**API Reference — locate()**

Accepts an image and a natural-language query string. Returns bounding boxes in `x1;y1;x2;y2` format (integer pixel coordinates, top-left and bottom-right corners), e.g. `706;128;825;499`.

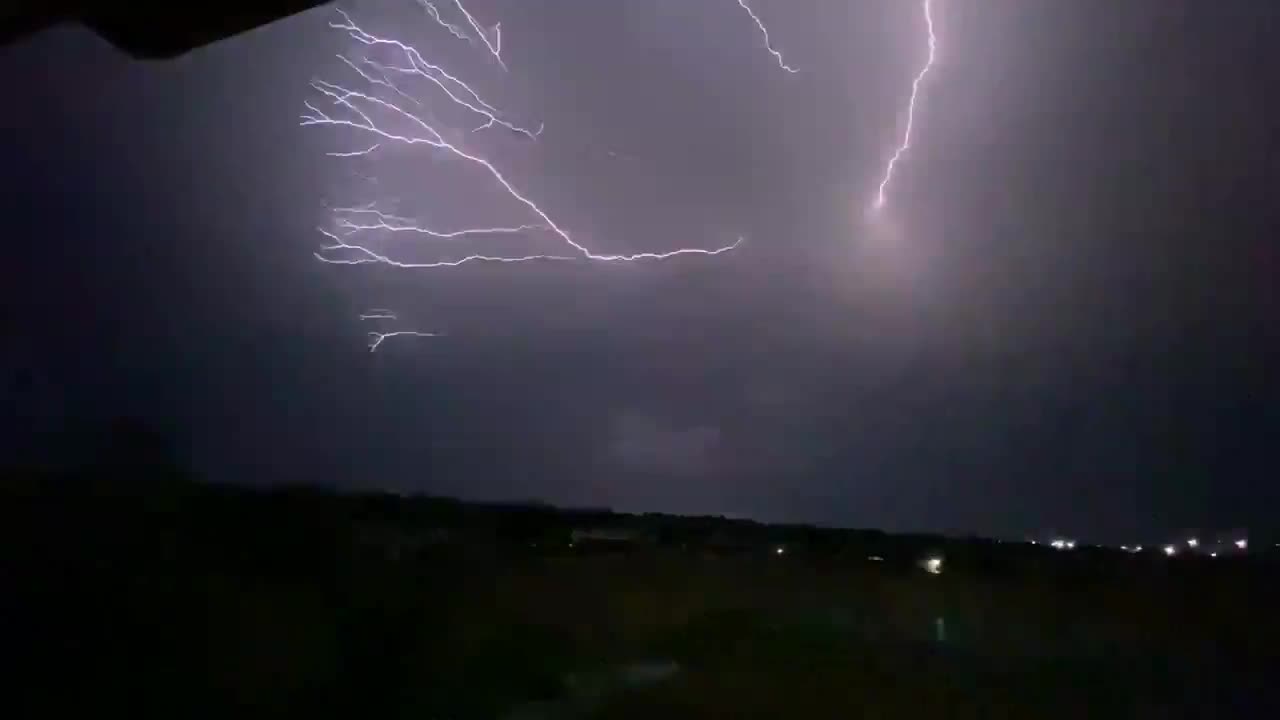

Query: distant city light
1210;552;1218;558
923;556;944;575
1120;545;1129;552
775;546;785;555
868;555;884;562
1050;539;1066;550
1163;544;1177;557
1134;545;1143;553
1065;540;1076;550
1187;538;1199;548
1235;539;1248;550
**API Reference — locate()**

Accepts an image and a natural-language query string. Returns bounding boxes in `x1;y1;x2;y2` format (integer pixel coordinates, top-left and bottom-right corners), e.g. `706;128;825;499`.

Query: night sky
3;0;1277;541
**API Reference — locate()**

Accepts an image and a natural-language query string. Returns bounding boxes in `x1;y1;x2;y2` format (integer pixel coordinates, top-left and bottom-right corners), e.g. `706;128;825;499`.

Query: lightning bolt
418;1;470;42
327;143;381;158
735;0;798;73
873;0;937;211
333;207;546;240
304;9;741;271
453;0;505;71
368;330;440;352
314;228;576;269
327;14;540;139
359;309;398;320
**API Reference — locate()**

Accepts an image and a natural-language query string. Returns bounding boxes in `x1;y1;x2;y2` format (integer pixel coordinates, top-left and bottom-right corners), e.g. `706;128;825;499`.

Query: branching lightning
333;207;546;240
418;1;470;42
315;228;575;269
873;0;937;211
304;9;741;273
453;0;505;71
368;330;439;352
735;0;798;73
327;16;539;139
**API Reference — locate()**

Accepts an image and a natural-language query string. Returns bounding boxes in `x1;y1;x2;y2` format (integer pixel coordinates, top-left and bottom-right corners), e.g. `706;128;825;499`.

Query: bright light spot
1134;545;1143;553
868;555;884;562
1187;538;1199;548
923;556;944;575
1163;545;1177;557
775;546;785;555
1120;545;1130;552
1210;552;1218;558
1065;540;1076;550
1235;539;1248;550
1050;539;1066;550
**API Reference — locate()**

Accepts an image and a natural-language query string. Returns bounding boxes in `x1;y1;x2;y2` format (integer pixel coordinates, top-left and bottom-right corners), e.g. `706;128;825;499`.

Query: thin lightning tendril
736;0;798;73
334;207;546;240
873;0;937;211
419;1;470;42
360;309;399;320
314;228;576;269
368;330;440;352
304;11;741;269
328;13;539;139
327;143;381;157
453;0;505;71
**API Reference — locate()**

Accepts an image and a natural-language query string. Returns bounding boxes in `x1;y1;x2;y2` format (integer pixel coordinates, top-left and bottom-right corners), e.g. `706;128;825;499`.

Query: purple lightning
735;0;798;73
304;9;741;271
873;0;937;211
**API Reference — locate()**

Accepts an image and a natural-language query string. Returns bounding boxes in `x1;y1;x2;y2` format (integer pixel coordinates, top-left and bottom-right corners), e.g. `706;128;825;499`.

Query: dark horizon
3;0;1277;543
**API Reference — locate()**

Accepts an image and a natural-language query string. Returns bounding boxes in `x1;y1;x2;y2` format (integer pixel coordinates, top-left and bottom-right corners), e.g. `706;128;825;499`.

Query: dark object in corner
2;0;329;59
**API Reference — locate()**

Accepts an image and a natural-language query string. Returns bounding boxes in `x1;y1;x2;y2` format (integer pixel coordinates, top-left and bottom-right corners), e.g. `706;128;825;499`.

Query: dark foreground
4;476;1278;718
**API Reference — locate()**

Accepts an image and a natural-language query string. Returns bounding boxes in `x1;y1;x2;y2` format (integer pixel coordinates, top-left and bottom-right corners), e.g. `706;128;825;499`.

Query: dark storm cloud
2;0;1277;540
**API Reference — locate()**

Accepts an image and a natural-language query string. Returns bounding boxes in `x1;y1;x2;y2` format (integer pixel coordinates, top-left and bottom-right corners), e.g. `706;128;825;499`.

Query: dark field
5;477;1278;718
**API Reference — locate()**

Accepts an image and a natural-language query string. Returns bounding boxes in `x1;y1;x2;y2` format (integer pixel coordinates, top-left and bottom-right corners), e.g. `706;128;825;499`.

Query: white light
1050;539;1066;550
1210;552;1218;558
868;555;884;562
1065;540;1076;550
1187;538;1199;548
1120;545;1130;552
1235;539;1248;550
923;557;944;575
873;0;938;210
1134;545;1143;553
775;546;785;555
1163;545;1177;557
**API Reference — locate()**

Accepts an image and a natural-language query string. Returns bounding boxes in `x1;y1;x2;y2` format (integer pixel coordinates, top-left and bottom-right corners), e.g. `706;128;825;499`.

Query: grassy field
4;479;1277;718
